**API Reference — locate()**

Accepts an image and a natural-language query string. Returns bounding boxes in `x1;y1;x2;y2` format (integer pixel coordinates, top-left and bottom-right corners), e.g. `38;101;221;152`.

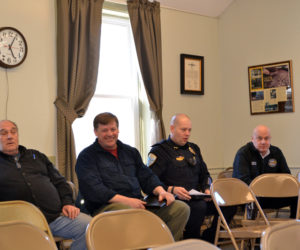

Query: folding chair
210;178;270;250
0;221;57;250
261;220;300;250
151;239;220;250
0;200;72;249
0;200;55;242
217;167;233;179
86;209;174;250
250;173;300;223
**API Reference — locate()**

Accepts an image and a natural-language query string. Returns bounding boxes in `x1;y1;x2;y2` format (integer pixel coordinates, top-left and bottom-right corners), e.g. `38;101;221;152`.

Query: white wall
219;0;300;174
2;0;300;176
0;0;57;157
161;8;224;174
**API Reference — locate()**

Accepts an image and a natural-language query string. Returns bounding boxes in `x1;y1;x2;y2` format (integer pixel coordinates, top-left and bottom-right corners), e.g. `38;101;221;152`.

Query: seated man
75;112;190;241
0;120;91;250
148;114;236;243
233;124;297;218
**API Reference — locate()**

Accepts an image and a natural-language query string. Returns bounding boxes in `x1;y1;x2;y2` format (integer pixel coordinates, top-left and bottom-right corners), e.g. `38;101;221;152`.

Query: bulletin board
248;60;294;115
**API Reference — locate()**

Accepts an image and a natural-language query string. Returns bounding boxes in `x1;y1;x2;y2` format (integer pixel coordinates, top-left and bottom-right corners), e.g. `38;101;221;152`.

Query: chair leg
240;239;244;250
250;238;255;250
214;216;221;245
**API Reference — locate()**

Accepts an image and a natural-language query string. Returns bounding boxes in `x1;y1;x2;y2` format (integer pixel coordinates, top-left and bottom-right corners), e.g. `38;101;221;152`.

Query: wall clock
0;27;28;68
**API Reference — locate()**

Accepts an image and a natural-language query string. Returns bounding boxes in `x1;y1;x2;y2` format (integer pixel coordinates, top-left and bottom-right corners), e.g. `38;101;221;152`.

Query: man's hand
173;187;191;201
109;195;146;209
204;188;212;201
120;197;147;209
153;186;175;206
62;205;80;219
158;191;174;206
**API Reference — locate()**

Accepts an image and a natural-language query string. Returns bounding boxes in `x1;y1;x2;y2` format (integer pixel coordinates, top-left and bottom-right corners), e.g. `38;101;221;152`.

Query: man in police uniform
233;124;297;218
148;113;236;242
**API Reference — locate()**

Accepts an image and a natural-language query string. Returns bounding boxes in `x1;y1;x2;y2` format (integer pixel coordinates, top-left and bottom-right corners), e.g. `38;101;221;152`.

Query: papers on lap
189;189;211;199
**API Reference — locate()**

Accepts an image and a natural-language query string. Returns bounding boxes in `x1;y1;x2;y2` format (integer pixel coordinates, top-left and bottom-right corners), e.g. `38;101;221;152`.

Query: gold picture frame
248;60;294;115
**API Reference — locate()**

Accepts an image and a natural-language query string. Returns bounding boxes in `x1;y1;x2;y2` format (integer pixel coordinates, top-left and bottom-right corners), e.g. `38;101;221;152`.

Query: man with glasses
233;125;297;218
0;120;91;250
148;113;236;242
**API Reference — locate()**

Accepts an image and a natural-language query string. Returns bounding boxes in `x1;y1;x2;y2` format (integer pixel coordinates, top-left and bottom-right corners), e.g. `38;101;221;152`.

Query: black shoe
201;228;216;243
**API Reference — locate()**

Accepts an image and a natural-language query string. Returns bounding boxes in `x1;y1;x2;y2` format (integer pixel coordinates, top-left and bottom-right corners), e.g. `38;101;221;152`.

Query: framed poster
180;54;204;95
248;60;294;115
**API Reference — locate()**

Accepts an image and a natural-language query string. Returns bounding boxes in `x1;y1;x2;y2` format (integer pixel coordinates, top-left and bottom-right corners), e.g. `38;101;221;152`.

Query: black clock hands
10;35;16;47
8;36;17;59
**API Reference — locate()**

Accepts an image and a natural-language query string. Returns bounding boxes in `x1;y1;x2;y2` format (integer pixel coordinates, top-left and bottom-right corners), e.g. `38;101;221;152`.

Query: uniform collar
167;136;189;150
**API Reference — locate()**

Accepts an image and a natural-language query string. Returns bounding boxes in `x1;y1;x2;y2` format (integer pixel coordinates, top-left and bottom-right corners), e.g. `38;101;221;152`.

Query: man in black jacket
0;120;91;250
233;125;297;218
148;114;236;242
75;112;190;241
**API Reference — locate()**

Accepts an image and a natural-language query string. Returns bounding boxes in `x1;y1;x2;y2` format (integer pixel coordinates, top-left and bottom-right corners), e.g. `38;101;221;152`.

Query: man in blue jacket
75;112;190;241
0;120;91;250
233;125;297;218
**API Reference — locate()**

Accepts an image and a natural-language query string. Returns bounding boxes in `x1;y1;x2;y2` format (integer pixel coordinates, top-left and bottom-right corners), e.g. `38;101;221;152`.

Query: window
73;6;151;161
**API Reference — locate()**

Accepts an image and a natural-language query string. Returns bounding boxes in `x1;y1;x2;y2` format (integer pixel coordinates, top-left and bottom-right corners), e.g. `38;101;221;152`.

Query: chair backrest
261;220;300;250
0;200;54;242
0;221;57;250
150;239;220;250
217;167;233;179
250;173;299;197
67;180;78;202
211;178;269;250
211;178;257;206
86;209;174;250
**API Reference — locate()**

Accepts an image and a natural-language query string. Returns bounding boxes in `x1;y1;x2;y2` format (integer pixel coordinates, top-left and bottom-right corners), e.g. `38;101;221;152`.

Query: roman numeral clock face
0;27;28;68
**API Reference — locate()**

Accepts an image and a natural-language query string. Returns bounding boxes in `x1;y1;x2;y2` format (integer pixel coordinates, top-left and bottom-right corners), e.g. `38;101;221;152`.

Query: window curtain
127;0;166;143
54;0;104;183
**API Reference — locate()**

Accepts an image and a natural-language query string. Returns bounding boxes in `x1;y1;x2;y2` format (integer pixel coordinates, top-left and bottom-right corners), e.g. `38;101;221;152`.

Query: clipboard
142;195;166;208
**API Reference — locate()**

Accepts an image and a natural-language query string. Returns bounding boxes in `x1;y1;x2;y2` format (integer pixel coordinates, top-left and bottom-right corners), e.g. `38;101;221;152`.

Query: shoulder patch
188;146;196;155
147;153;157;167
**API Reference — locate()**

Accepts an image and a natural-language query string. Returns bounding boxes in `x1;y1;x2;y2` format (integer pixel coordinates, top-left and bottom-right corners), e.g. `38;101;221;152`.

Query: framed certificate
180;54;204;95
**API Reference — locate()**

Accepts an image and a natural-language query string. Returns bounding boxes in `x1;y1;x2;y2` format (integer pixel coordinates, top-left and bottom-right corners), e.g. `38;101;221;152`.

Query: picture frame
180;54;204;95
248;60;294;115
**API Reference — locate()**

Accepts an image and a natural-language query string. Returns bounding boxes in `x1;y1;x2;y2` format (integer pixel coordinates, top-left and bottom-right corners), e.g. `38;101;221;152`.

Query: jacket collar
92;139;124;152
167;136;189;150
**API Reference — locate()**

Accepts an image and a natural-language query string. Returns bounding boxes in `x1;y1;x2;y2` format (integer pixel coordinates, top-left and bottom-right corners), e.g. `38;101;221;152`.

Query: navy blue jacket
75;139;162;215
0;146;73;223
148;138;211;192
233;142;290;185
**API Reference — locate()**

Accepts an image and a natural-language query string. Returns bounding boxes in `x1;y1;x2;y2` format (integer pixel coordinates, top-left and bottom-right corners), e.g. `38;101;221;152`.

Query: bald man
148;114;236;242
233;125;296;218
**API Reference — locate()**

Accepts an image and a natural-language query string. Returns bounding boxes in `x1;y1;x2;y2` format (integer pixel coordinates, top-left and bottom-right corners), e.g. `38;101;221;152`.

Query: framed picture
248;60;294;115
180;54;204;95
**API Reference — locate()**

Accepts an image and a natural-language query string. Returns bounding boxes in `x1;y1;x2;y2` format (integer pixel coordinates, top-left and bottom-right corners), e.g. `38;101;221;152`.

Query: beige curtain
55;0;104;183
127;0;166;142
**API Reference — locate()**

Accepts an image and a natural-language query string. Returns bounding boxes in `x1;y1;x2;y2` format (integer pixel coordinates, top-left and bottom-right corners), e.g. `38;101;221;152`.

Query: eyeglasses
0;128;18;136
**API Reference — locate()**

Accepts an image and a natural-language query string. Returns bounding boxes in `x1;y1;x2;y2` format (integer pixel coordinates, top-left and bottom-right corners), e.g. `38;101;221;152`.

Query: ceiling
158;0;235;17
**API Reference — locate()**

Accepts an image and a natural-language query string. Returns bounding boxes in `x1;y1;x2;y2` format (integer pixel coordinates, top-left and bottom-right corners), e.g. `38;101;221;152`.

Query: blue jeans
49;212;91;250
